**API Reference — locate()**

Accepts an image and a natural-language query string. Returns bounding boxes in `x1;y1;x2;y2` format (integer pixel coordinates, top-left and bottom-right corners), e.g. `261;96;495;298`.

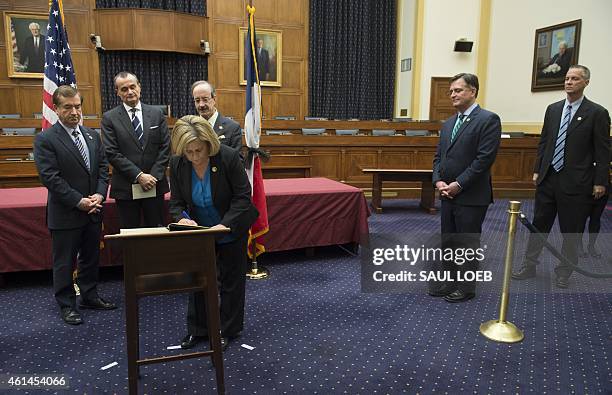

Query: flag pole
245;3;269;280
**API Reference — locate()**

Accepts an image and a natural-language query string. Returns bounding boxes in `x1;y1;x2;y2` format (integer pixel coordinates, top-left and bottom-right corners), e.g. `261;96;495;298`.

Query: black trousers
187;234;249;338
435;200;488;294
116;195;166;229
524;171;590;278
51;221;101;309
582;193;608;247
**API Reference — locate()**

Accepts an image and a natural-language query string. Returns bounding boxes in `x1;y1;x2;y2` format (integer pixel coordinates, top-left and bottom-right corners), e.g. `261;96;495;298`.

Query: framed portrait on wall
531;19;581;92
239;27;282;87
3;12;49;78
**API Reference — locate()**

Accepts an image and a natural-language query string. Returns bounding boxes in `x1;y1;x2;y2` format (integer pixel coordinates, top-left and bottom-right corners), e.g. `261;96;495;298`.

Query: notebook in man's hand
168;223;209;231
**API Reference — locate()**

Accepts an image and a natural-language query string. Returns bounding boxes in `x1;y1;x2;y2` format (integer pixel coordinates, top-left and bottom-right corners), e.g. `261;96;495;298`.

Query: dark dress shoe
555;277;569;289
181;334;207;349
512;266;536;280
61;307;83;325
444;290;475;303
79;297;117;310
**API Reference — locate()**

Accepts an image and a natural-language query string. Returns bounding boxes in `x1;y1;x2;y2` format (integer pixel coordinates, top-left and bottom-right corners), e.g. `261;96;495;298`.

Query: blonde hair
172;115;220;157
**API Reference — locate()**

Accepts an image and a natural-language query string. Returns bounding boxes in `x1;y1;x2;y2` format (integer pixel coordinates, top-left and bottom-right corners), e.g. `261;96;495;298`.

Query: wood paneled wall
207;0;309;120
0;0;102;117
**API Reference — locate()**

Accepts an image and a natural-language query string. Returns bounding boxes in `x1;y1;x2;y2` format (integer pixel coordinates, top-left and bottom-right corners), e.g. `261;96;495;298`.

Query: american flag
42;0;77;129
244;5;269;259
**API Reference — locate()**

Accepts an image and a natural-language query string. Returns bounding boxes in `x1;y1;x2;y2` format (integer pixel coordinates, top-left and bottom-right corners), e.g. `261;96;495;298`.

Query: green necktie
451;114;465;142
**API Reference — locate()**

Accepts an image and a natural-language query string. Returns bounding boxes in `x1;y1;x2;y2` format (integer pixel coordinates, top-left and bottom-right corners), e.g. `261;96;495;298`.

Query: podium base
480;320;524;343
246;266;269;280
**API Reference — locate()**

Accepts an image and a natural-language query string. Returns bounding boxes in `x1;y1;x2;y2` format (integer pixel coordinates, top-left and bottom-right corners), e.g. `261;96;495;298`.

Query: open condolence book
167;223;210;231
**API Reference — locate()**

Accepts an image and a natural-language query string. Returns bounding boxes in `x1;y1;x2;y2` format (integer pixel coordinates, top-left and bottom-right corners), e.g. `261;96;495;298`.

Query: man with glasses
191;80;242;151
512;65;610;288
431;73;502;303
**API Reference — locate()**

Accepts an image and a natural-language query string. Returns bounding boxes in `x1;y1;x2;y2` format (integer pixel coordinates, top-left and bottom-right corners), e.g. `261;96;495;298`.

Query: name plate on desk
132;184;156;200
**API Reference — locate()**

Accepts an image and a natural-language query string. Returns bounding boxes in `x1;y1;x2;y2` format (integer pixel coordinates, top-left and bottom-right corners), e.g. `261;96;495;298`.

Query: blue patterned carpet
0;199;610;394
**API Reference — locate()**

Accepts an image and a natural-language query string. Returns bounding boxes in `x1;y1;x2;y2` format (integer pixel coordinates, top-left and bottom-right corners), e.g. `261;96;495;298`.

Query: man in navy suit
513;65;610;288
431;73;502;302
191;80;242;152
102;71;171;229
34;86;116;325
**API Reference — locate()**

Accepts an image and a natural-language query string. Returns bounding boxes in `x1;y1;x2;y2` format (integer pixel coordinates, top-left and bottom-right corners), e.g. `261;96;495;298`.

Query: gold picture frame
4;12;49;78
531;19;581;92
239;27;282;87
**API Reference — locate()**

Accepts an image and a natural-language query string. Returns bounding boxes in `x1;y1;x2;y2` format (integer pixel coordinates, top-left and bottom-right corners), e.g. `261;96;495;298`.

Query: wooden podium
105;227;228;395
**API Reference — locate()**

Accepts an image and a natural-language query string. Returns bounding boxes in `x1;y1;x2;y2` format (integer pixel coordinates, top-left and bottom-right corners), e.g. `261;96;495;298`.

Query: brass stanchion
480;201;524;343
246;238;269;280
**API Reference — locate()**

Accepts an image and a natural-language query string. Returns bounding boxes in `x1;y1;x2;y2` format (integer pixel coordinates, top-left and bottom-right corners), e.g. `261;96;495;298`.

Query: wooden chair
105;228;227;395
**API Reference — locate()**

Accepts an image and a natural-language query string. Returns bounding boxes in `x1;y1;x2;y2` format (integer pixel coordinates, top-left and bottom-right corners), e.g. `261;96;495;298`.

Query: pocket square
150;125;159;129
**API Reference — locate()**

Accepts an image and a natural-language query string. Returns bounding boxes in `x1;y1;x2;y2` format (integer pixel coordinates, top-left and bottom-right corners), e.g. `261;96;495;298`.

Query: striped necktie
130;108;144;147
71;129;90;170
552;105;572;172
451;114;465;142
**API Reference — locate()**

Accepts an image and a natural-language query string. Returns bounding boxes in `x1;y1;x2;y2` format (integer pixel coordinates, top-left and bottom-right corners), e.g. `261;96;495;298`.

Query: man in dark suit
102;71;171;229
34;85;116;325
431;73;502;303
191;80;242;151
513;65;610;288
20;22;45;73
539;41;572;79
256;38;270;81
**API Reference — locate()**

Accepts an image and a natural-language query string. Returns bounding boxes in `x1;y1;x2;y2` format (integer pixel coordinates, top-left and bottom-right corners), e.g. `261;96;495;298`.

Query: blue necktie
552;105;572;172
130;108;144;147
71;129;90;170
451;114;465;142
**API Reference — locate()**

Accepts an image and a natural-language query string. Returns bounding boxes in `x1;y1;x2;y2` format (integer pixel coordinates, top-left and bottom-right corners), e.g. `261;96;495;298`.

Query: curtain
99;51;207;118
309;0;396;120
95;0;206;16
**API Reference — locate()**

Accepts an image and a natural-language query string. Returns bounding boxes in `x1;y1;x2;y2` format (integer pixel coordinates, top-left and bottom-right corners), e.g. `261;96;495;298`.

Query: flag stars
52;10;59;16
66;65;71;72
47;36;54;43
59;64;64;70
59;76;64;82
50;48;57;55
70;82;77;88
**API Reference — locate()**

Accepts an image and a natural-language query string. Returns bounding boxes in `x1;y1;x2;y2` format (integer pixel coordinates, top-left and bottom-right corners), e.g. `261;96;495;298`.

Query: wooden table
362;168;436;214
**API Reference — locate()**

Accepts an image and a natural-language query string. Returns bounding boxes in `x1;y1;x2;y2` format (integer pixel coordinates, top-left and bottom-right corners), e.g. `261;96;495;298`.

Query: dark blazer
256;47;270;80
213;113;242;152
433;105;502;206
534;97;610;196
102;103;170;199
34;123;109;230
20;35;46;73
168;145;258;238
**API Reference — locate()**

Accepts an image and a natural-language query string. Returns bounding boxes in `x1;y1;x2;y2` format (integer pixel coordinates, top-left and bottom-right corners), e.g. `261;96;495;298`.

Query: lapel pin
219;125;224;130
87;135;93;139
212;166;217;173
577;117;582;121
466;118;471;122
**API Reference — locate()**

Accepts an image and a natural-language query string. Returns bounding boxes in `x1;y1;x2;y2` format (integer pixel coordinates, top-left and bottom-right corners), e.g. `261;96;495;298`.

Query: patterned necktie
552;105;572;172
451;114;465;142
71;129;90;170
130;108;144;147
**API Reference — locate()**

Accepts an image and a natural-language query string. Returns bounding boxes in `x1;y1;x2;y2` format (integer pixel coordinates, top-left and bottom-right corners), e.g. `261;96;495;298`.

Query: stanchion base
246;266;269;280
480;320;524;343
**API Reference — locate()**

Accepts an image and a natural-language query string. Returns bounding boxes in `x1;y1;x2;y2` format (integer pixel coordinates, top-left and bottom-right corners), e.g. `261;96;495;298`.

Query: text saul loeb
369;245;493;283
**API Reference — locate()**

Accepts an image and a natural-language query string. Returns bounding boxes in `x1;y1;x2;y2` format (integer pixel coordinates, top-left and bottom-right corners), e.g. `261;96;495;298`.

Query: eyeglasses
194;96;214;104
446;88;474;96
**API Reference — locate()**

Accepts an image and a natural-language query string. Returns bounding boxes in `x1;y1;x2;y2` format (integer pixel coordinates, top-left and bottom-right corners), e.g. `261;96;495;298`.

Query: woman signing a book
168;115;258;351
